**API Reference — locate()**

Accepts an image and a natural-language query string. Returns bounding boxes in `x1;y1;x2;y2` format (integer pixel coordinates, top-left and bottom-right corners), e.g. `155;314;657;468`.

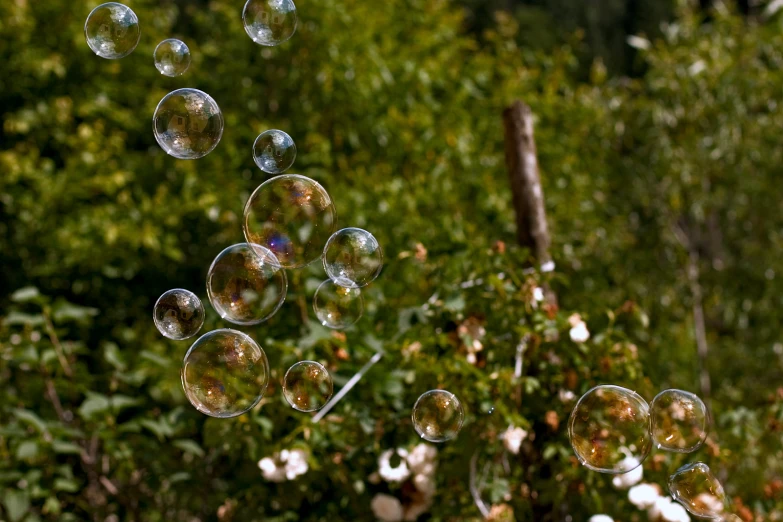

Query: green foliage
1;0;782;520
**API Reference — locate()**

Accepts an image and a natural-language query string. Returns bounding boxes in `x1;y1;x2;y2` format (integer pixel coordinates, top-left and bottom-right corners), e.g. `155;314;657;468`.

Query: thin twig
312;350;384;423
42;309;73;377
469;451;491;518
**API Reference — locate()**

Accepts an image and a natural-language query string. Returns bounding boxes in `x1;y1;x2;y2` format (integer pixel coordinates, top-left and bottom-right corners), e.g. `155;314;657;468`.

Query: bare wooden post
503;101;553;271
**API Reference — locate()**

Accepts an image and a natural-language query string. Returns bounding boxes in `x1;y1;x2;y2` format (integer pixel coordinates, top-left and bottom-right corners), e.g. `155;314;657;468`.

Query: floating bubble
154;38;191;77
206;243;287;325
567;385;652;474
153;88;224;160
313;280;363;329
242;0;297;46
323;228;383;288
181;329;270;418
253;129;296;174
412;390;465;443
650;389;708;453
282;361;333;412
668;462;727;518
243;174;337;269
84;2;140;59
153;288;205;340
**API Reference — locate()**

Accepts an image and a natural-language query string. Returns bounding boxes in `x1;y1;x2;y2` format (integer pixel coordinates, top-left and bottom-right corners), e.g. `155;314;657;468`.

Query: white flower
284;448;309;480
413;473;436;497
258;457;285;482
378;448;411;483
406;444;437;475
558;389;576;403
628;483;660;509
502;426;528;455
612;457;642;489
258;449;309;482
371;494;404;522
569;322;590;343
649;496;690;522
533;287;545;302
588;516;614;522
693;493;724;515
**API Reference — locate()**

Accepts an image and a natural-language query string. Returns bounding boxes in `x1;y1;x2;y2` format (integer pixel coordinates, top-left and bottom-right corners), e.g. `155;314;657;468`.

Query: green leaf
172;439;205;458
15;441;38;460
110;395;141;413
140;419;174;440
103;342;126;371
2;489;30;522
77;393;110;420
10;287;42;303
51;299;98;324
3;312;45;327
53;478;80;493
13;409;47;434
52;441;83;455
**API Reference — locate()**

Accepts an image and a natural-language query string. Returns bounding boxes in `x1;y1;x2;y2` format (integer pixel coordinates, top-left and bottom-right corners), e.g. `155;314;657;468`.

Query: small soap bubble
154;38;191;77
206;243;287;325
412;390;465;443
253;129;296;174
153;88;224;160
181;329;270;418
84;2;140;59
282;361;333;412
153;288;205;340
243;174;337;269
243;0;297;46
567;385;652;474
313;280;363;329
323;228;383;288
650;389;708;453
668;462;727;518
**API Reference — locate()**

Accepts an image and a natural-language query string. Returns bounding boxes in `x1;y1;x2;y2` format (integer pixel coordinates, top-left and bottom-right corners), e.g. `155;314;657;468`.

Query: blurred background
1;0;782;520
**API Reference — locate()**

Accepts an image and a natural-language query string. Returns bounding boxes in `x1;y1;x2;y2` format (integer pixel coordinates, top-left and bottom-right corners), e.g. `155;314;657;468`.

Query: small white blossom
648;496;691;522
628;483;660;509
258;448;309;482
533;287;545;302
413;473;436;497
612;457;642;489
502;426;528;455
569;322;590;343
258;457;285;482
406;444;437;474
558;389;576;403
371;493;404;522
284;448;309;480
588;515;614;522
378;448;411;483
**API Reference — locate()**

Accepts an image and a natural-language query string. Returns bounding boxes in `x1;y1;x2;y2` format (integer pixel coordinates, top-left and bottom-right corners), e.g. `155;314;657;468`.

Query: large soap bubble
153;288;205;340
243;174;337;269
650;389;709;453
412;390;465;443
154;38;191;77
323;228;383;288
283;361;333;412
253;129;297;174
84;2;140;59
181;329;270;418
668;462;727;518
568;385;652;474
153;88;224;160
313;280;363;329
243;0;297;46
206;243;287;325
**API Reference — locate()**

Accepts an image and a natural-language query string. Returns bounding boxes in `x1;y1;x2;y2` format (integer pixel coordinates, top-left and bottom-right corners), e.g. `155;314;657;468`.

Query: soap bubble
84;2;140;59
253;129;296;174
567;385;652;474
668;462;727;518
650;389;709;453
323;228;383;288
412;390;465;443
153;288;205;340
243;0;297;46
282;361;333;412
181;329;270;418
154;38;191;77
313;280;363;329
243;174;337;269
206;243;287;325
153;88;224;160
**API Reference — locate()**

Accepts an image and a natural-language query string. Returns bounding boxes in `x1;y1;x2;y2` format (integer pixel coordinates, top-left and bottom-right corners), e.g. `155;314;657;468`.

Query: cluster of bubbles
568;385;735;519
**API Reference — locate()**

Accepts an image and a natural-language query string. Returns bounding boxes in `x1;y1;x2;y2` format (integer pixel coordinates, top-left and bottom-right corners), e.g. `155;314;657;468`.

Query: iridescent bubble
651;389;709;453
243;174;337;269
668;462;727;518
253;129;296;174
152;88;224;160
412;390;465;443
154;38;191;77
313;280;363;329
323;228;383;288
206;243;287;325
567;385;652;474
153;288;205;340
242;0;297;46
282;361;333;412
181;329;270;418
84;2;140;59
